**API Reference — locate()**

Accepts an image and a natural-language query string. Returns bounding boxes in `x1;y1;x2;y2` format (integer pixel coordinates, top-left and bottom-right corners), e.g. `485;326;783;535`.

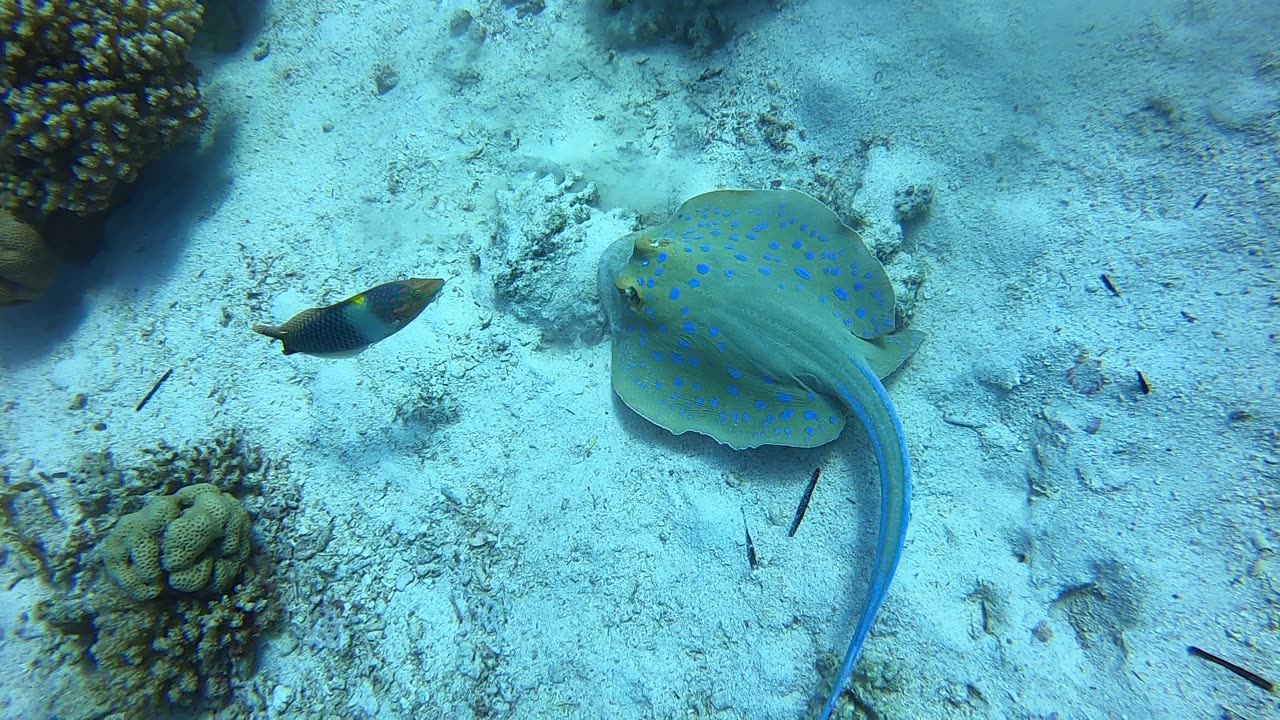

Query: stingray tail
820;356;912;720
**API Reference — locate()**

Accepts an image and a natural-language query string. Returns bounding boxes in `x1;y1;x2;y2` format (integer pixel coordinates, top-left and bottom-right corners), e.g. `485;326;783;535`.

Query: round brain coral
0;210;55;304
0;0;206;214
102;484;252;601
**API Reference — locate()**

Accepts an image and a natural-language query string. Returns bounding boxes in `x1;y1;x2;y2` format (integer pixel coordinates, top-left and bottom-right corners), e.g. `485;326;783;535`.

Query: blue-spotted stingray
597;189;922;719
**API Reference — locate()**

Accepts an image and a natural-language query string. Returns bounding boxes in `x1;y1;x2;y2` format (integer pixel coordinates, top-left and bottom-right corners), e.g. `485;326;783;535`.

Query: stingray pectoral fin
861;328;926;380
609;326;848;450
820;354;911;720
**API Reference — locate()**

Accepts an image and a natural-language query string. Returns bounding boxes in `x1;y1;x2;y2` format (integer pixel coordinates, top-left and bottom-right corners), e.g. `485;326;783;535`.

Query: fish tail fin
252;324;284;340
252;325;296;355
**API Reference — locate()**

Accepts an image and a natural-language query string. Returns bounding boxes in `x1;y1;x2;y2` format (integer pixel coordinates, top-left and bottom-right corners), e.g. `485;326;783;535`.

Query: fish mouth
393;278;446;318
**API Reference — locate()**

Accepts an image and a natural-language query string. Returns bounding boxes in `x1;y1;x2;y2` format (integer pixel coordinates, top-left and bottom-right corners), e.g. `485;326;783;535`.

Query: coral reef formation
102;483;252;601
0;0;206;215
489;170;637;344
0;208;53;303
0;432;283;718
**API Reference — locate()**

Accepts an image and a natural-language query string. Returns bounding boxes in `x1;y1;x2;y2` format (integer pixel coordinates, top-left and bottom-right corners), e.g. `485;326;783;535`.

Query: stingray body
598;189;922;719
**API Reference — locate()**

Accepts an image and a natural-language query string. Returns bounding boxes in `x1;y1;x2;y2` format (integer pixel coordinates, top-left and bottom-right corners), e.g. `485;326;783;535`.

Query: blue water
1;1;1277;718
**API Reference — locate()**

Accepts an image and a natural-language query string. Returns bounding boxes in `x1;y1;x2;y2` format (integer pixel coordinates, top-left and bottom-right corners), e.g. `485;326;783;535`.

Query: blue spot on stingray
729;234;740;241
672;354;685;364
728;367;744;379
654;268;664;276
854;282;864;291
646;279;655;288
652;352;663;361
759;267;772;276
762;375;775;385
731;221;741;227
689;357;701;367
804;410;818;421
769;242;779;249
795;268;812;280
670;288;680;300
683;321;696;333
639;338;648;347
805;427;816;436
800;224;808;231
754;401;767;410
724;270;736;278
674;378;684;387
696;263;710;275
683;247;694;254
710;398;719;407
727;386;740;396
711;230;721;236
780;409;794;421
856;308;868;318
646;307;655;318
872;290;882;299
829;416;839;424
677;339;690;349
777;393;794;403
657;253;668;263
689;279;701;288
747;233;758;240
709;326;720;336
805;252;815;260
641;259;650;267
681;307;690;316
735;253;748;262
834;287;848;301
695;398;704;406
793;241;804;248
844;319;853;327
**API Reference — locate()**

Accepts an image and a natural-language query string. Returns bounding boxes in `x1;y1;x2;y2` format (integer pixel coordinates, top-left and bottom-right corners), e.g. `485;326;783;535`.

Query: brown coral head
0;210;55;304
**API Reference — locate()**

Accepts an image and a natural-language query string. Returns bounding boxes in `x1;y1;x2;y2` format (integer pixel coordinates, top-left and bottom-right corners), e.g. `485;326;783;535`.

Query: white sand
2;0;1278;718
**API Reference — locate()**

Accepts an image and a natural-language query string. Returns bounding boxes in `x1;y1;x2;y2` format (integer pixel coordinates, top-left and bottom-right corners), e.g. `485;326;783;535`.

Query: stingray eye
620;286;644;314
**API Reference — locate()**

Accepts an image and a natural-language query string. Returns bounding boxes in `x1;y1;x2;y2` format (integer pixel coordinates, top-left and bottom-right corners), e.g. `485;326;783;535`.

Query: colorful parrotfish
253;278;445;358
597;189;922;720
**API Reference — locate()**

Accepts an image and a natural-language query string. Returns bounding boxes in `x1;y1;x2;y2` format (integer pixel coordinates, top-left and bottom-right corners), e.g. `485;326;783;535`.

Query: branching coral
0;0;206;215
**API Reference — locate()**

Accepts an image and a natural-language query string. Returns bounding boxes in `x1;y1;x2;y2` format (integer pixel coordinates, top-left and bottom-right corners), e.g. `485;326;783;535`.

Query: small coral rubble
0;0;206;215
